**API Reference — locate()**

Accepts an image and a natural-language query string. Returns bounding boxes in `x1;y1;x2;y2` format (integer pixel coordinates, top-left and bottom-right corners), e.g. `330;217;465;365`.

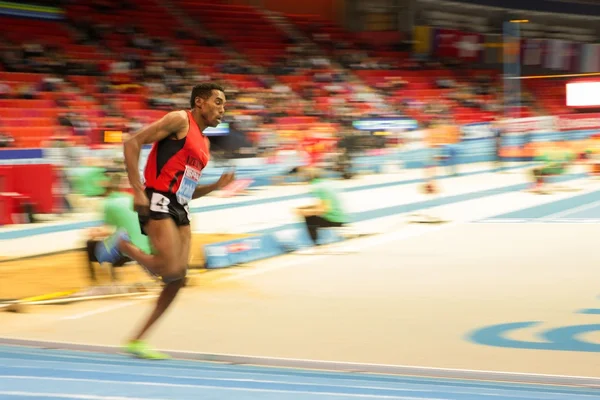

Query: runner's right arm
123;111;187;194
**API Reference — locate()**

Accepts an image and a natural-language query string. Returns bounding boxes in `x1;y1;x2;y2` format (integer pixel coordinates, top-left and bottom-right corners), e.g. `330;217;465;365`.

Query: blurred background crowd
2;0;600;221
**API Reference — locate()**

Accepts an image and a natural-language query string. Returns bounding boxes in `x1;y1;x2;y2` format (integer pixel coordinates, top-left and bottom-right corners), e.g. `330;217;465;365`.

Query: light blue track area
478;189;600;223
0;346;599;400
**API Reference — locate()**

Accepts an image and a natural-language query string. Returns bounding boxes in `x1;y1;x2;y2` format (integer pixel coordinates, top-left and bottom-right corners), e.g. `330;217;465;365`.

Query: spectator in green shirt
295;168;349;246
530;146;575;193
86;174;152;283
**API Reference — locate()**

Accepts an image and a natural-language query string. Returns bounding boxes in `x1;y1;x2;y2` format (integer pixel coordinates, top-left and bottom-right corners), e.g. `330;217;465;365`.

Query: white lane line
1;363;596;399
0;376;447;399
0;392;161;400
537;200;600;222
60;295;155;321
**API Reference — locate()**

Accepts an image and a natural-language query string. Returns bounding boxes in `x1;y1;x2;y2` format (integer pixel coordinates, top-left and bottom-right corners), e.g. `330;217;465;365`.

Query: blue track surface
479;188;600;223
0;345;598;399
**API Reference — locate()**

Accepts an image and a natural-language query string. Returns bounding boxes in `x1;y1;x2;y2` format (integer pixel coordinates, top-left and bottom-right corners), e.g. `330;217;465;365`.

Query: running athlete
96;82;234;359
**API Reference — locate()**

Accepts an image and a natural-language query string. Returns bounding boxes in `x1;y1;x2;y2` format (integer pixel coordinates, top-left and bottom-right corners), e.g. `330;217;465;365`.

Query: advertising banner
352;118;418;132
0;148;44;165
203;234;285;269
461;122;496;141
556;113;600;132
459;122;497;163
501;116;555;135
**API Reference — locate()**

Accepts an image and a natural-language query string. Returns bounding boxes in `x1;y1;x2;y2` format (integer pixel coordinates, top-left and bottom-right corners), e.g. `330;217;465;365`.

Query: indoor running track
0;345;599;400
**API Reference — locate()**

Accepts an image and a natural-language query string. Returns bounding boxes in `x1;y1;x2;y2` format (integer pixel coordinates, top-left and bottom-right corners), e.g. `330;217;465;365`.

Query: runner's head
190;83;226;128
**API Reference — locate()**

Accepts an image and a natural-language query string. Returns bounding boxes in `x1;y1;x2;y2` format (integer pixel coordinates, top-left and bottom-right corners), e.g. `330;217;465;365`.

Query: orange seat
2;118;55;128
0;72;46;83
12;125;57;134
0;108;62;119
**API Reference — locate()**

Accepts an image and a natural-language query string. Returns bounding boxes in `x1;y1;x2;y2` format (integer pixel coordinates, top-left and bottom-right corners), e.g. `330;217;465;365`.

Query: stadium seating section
0;0;557;148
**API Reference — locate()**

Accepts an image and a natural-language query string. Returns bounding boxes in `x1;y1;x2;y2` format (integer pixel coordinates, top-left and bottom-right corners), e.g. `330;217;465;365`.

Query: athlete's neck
190;109;207;132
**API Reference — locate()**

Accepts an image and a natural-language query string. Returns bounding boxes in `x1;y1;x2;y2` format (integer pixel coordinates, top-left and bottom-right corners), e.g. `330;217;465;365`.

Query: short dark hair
190;83;225;108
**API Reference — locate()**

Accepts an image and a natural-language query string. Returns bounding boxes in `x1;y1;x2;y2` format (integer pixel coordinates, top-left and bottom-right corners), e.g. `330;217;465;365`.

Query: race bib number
176;165;202;205
150;192;170;213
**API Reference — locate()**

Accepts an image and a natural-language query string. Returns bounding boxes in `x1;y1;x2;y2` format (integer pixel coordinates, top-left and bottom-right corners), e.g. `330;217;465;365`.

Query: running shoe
124;340;171;360
95;228;129;264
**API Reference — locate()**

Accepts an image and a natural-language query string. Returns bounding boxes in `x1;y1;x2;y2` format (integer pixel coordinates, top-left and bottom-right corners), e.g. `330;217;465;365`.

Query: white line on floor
60;296;155;321
0;376;447;399
0;392;158;400
0;341;599;387
537;199;600;222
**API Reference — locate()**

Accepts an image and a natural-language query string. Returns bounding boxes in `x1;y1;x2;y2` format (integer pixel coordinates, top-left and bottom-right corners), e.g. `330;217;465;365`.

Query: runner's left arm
192;170;235;199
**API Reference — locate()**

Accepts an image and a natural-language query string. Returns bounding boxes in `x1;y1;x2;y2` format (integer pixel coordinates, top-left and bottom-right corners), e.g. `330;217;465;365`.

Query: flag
413;25;432;55
433;28;460;58
456;32;483;61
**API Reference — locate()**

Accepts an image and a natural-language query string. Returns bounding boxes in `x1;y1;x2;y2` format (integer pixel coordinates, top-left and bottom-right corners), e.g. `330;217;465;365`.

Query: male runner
96;82;234;359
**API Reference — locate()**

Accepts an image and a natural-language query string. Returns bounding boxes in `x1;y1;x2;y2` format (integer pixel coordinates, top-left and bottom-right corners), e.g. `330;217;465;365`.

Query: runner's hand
133;190;150;216
215;170;235;189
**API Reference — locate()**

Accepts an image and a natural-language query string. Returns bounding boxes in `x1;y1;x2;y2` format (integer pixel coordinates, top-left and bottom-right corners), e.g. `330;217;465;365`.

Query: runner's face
201;90;226;128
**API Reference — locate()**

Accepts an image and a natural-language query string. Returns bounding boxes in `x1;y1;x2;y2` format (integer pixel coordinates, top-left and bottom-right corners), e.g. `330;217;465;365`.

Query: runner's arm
192;183;218;199
123;111;187;193
192;170;235;199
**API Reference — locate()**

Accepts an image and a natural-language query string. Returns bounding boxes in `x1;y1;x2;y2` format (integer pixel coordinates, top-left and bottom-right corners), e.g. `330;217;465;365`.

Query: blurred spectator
16;84;38;100
0;82;10;98
0;132;15;148
0;0;538;164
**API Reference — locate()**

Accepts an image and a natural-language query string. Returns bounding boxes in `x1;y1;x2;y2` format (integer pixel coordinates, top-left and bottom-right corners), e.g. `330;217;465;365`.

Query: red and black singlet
143;111;210;204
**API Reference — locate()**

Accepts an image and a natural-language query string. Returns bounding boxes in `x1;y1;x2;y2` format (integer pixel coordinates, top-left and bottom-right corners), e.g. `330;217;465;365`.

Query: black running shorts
138;188;191;235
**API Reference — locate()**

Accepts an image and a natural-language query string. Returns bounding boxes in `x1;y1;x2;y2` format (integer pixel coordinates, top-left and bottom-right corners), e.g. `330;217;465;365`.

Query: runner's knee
162;266;187;284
